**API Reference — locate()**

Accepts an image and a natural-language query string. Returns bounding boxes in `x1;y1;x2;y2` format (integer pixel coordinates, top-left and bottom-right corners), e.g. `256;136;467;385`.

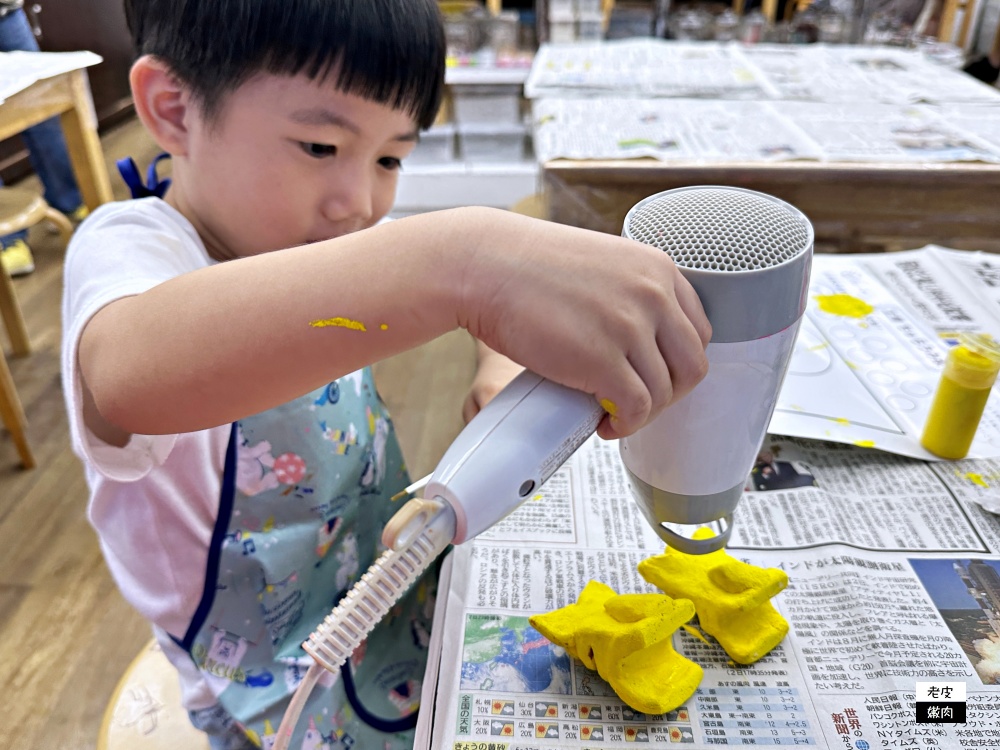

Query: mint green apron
177;369;435;749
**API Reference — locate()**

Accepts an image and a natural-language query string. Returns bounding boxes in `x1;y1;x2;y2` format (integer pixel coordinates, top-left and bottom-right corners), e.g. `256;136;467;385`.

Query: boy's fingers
594;365;654;439
674;275;712;347
625;343;674;419
657;313;711;404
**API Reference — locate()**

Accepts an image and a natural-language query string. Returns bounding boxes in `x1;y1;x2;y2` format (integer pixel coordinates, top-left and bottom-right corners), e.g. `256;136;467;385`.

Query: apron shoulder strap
116;152;173;200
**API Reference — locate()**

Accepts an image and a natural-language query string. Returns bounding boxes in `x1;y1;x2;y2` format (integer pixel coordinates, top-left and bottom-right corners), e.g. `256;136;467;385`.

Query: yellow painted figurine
529;581;703;715
638;529;789;665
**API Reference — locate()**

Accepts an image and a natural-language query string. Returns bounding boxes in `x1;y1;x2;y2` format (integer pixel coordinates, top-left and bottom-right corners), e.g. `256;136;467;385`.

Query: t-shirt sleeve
61;201;212;481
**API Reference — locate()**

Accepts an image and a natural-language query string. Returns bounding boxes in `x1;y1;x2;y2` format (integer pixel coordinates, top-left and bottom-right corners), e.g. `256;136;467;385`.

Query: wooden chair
0;186;73;357
0;186;71;470
934;0;983;48
0;349;33;469
98;640;210;750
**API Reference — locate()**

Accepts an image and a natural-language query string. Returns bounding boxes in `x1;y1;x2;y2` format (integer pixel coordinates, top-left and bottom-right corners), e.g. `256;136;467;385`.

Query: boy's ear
129;55;193;156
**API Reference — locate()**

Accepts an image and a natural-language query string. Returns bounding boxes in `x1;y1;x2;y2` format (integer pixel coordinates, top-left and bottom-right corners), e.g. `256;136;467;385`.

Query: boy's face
176;72;420;259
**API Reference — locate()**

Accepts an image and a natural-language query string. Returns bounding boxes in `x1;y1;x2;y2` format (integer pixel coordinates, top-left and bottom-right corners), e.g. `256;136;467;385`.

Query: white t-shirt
61;198;230;709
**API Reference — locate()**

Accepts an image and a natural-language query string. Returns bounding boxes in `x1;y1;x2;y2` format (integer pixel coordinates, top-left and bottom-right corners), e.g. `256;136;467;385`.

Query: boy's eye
301;142;337;158
378;156;403;171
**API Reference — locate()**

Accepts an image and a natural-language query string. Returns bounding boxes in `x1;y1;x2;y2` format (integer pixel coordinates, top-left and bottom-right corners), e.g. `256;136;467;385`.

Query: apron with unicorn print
178;368;435;750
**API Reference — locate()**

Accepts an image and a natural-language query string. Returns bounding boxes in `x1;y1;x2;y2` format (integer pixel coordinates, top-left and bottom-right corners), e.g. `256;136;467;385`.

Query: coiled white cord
271;498;456;750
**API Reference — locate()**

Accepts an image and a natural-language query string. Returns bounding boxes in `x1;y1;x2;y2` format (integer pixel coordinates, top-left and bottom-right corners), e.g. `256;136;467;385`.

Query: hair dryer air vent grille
624;187;811;272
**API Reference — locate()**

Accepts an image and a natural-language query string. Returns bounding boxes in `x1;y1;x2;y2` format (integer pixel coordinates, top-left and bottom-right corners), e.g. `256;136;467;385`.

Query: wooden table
0;68;113;210
543;158;1000;253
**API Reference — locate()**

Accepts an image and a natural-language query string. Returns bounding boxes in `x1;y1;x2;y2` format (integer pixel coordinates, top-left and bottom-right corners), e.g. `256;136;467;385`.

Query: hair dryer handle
426;370;603;544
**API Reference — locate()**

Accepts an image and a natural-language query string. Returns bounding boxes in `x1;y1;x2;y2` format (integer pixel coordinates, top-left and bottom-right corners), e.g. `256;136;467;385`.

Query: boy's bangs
266;2;446;130
128;0;446;130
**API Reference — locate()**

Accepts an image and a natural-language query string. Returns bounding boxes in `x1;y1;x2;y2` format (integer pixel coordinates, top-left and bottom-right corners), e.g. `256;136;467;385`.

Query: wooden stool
0;186;73;357
0;349;33;469
98;639;210;750
0;186;73;470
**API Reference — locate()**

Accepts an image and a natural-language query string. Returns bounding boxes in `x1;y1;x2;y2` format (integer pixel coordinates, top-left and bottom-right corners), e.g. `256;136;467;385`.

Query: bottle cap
948;332;1000;388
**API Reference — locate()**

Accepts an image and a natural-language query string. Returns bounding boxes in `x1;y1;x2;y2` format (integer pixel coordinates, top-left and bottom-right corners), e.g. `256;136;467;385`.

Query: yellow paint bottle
921;333;1000;460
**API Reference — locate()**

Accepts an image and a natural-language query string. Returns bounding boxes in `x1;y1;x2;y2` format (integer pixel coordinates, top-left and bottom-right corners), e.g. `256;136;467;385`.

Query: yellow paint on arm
380;323;389;330
815;294;874;318
308;316;367;332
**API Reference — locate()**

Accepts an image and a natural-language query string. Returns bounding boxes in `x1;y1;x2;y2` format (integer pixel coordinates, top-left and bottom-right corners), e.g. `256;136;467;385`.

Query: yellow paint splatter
815;294;874;318
682;624;709;644
965;473;989;488
380;323;389;330
599;398;618;418
309;316;367;331
532;493;544;502
833;417;851;426
853;440;876;448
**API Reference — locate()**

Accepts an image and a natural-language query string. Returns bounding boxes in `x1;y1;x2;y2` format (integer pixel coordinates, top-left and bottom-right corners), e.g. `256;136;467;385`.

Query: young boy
63;1;710;748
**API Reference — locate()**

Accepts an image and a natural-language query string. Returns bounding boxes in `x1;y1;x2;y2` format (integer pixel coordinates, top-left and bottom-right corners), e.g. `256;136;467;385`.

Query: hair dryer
424;186;813;553
618;186;813;553
278;187;813;749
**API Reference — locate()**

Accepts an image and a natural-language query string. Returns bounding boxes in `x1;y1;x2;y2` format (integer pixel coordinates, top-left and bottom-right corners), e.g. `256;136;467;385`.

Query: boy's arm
80;206;711;441
462;340;524;423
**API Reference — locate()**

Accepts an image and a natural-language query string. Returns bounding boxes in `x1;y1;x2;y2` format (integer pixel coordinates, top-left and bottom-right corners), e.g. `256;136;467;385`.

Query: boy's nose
323;168;373;225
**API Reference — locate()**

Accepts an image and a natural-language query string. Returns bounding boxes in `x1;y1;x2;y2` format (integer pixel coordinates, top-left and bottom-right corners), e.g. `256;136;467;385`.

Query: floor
0;116;477;750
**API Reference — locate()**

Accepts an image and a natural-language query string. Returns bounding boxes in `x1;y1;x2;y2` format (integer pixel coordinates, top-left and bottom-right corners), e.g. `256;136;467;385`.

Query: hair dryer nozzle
621;187;814;553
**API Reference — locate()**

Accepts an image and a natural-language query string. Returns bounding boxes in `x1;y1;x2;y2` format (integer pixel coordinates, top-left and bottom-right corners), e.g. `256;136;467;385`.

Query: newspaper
417;435;1000;749
525;39;775;100
0;50;102;104
532;99;824;163
772;247;1000;461
531;98;1000;164
416;247;1000;749
738;45;1000;106
525;41;1000;106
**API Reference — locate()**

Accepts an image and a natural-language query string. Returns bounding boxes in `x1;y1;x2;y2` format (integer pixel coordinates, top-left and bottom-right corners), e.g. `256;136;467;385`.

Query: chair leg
44;207;74;246
0;258;31;357
0;351;35;469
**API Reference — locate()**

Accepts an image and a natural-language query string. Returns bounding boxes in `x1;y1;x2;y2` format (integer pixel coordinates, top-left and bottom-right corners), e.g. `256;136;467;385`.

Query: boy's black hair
124;0;446;130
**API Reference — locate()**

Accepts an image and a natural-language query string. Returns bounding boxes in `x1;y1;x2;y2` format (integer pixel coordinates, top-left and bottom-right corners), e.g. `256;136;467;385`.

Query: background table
544;158;1000;252
0;67;113;211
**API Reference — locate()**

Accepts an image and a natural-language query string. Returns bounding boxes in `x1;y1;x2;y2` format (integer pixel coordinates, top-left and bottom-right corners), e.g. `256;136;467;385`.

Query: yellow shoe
1;239;36;277
69;205;90;222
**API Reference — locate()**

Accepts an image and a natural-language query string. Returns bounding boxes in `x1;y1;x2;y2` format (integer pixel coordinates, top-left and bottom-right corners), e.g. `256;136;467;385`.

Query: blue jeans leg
0;9;84;220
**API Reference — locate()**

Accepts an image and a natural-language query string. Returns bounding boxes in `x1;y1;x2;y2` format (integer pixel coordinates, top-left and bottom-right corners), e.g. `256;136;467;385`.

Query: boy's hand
458;209;712;441
463;342;524;423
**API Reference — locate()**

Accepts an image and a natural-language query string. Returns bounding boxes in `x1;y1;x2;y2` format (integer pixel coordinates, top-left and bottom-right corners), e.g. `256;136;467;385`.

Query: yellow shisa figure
529;581;703;715
638;528;789;665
